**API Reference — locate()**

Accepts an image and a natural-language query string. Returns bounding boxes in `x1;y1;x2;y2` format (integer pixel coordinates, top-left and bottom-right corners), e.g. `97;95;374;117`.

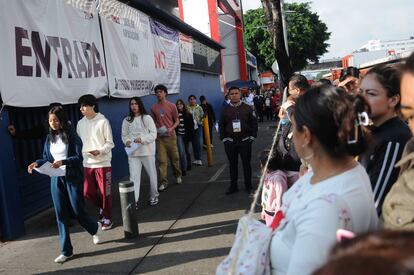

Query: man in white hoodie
77;94;115;230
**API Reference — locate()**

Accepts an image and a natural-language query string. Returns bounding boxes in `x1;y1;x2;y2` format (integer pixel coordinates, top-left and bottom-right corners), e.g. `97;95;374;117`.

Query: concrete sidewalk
0;121;276;274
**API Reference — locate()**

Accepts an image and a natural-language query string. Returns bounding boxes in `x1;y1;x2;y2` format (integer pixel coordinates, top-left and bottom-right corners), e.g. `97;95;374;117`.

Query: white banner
101;2;156;98
151;20;181;94
0;0;108;107
180;34;194;65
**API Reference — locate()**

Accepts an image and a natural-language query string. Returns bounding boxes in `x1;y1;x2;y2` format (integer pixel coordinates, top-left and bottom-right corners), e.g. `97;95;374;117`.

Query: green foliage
244;2;331;72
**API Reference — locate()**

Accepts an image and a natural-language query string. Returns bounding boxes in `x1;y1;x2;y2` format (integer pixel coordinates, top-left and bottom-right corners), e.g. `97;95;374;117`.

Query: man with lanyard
219;86;258;195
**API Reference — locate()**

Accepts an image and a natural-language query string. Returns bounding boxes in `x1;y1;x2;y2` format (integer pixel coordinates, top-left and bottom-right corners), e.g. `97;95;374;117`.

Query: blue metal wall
99;70;223;183
0;70;223;240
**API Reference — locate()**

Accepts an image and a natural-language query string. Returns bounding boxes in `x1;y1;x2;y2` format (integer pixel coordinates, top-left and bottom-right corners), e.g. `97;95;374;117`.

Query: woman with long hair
175;99;195;175
269;85;378;275
359;65;412;215
28;106;101;263
121;97;158;209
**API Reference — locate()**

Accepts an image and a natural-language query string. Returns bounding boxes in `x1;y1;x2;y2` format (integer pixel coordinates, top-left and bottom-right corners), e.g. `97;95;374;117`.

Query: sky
242;0;414;60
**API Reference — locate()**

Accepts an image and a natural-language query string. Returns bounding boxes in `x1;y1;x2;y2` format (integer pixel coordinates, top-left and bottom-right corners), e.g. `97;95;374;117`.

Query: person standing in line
269;85;378;275
199;95;216;148
150;84;182;191
187;94;204;166
77;94;114;230
382;52;414;228
121;97;159;209
175;99;195;176
359;65;412;215
28;106;102;263
219;86;258;195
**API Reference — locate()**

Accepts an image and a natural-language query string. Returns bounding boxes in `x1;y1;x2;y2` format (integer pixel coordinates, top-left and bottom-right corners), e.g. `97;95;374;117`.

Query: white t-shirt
270;164;378;275
50;134;67;175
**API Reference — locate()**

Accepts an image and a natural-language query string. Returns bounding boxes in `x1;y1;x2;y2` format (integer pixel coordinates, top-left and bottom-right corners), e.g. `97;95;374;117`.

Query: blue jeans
51;177;98;256
191;127;202;161
177;134;191;171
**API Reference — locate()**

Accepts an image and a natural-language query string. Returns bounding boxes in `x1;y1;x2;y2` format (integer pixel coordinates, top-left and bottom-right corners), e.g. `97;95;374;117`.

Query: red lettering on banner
154;51;166;69
14;26;105;79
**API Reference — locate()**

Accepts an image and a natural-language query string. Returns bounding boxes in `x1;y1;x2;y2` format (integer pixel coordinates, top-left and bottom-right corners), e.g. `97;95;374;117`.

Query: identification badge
232;119;241;133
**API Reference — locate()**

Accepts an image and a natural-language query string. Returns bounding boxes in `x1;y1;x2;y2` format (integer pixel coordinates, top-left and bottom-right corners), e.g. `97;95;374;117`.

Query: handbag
216;120;285;275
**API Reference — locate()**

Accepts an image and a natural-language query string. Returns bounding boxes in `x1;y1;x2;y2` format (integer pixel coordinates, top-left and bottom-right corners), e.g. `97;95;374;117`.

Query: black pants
224;140;252;191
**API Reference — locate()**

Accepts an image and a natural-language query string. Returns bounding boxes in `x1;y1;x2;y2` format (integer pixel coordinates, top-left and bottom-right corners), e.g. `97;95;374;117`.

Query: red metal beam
208;0;220;42
235;17;247;80
177;0;184;20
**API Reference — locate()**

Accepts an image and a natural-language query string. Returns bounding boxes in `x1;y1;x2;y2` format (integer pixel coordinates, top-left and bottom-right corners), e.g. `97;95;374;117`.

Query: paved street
0;121;275;274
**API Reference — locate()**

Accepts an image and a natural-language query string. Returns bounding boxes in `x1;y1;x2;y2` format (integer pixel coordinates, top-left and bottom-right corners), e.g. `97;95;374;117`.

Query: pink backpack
261;170;288;226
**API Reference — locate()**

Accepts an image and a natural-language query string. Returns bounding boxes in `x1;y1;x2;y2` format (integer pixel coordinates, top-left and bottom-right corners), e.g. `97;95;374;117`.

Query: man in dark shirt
219;86;258;195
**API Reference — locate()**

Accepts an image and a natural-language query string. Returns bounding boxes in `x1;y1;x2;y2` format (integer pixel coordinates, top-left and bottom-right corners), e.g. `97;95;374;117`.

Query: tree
244;2;330;86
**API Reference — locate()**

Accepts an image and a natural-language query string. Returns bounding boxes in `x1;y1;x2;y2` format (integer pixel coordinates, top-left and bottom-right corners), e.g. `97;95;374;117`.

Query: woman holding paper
121;97;158;208
27;106;101;263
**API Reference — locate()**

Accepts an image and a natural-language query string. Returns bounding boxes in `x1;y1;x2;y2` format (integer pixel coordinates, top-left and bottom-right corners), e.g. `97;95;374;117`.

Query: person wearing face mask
358;65;412;215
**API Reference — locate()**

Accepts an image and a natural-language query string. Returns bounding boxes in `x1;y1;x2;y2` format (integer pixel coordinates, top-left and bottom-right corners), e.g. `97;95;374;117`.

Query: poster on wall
151;19;181;94
0;0;108;107
101;2;156;98
180;34;194;65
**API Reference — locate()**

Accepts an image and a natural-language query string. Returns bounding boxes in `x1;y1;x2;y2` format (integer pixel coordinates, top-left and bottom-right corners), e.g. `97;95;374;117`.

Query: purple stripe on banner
150;19;179;42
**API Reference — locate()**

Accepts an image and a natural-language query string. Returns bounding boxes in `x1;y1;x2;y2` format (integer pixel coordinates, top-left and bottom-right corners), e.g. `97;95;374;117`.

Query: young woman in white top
269;85;378;275
28;106;101;263
121;97;158;208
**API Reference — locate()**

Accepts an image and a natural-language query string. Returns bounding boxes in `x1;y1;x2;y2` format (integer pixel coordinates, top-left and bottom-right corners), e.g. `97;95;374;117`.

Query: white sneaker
93;222;102;245
176;177;182;184
149;197;159;206
196;160;203;166
158;184;167;191
54;254;73;263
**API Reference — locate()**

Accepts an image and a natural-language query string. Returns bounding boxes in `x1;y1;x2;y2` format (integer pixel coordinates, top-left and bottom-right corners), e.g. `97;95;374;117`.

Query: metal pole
118;181;139;239
280;0;289;56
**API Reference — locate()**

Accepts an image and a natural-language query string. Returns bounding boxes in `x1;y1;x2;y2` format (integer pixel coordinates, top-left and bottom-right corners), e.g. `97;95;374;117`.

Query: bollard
118;181;139;239
203;115;213;167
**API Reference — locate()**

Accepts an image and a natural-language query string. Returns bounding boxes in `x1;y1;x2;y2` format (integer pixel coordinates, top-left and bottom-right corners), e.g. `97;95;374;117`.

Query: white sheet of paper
125;142;141;156
34;161;65;177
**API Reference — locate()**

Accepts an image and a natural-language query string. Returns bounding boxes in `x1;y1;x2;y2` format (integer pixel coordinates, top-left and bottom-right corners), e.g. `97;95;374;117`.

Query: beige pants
156;136;182;185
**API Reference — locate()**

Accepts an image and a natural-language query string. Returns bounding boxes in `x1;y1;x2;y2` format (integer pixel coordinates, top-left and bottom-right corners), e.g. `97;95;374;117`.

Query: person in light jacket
122;97;159;208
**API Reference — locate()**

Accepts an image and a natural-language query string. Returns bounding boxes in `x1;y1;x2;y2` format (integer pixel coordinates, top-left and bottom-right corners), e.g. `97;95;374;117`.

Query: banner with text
151;20;181;94
180;34;194;65
0;0;108;107
101;3;156;98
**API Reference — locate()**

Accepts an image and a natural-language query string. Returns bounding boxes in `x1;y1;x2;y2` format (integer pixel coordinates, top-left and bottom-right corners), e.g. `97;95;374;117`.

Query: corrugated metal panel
7;104;81;219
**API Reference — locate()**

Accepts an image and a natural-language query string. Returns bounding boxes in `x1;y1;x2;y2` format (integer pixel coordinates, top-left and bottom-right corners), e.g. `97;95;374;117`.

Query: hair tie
356;111;369;126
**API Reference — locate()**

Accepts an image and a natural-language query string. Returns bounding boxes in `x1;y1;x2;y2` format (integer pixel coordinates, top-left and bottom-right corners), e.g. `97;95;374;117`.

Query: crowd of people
256;52;414;274
23;84;218;263
13;49;414;272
